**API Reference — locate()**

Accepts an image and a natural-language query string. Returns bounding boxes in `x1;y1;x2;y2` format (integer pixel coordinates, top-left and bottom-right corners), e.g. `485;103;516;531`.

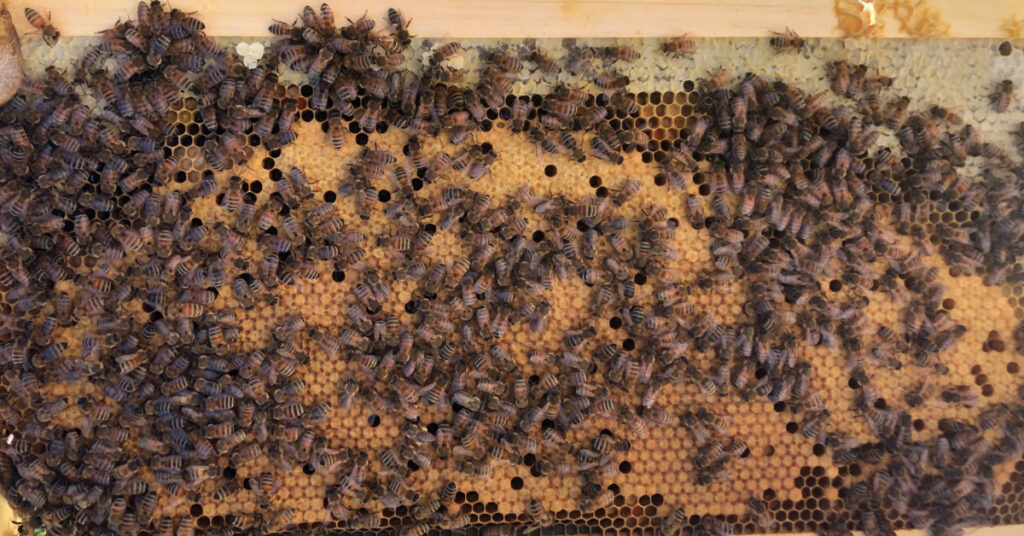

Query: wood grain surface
2;0;1023;38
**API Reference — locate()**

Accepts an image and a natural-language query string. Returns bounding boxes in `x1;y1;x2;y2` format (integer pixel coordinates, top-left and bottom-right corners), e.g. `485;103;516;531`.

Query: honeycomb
3;9;1024;536
160;96;1024;534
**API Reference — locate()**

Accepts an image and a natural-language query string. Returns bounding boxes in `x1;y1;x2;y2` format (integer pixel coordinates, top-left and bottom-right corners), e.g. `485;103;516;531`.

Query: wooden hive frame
2;2;1024;536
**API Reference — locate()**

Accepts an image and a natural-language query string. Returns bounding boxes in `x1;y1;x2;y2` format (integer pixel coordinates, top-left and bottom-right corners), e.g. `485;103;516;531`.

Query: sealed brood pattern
9;33;1024;535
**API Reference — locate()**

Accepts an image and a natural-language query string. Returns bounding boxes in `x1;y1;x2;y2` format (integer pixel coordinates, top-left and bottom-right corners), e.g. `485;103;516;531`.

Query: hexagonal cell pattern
4;30;1024;536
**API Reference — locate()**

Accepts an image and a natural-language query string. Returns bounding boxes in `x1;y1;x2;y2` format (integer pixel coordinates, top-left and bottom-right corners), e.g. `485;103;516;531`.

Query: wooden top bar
2;0;1022;38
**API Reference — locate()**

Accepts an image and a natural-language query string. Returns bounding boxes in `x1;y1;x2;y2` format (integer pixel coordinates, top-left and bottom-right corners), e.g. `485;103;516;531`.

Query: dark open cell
999;41;1013;56
596;186;609;198
622;338;635;351
532;230;545;243
222;466;236;479
544;164;557;177
323;190;336;203
378;189;391;203
786;422;799;434
589;175;602;187
332;270;346;283
618;461;632;474
302;463;315;475
367;414;381;427
355;133;369;145
510;477;523;490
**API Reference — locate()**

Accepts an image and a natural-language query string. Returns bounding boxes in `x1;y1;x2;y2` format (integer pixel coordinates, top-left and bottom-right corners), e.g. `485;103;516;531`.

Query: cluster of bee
271;7;650;170
0;3;1022;536
680;408;748;486
646;50;1024;536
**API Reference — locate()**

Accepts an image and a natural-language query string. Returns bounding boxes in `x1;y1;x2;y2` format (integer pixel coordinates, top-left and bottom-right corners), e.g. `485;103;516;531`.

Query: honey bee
662;35;696;57
930;105;963;126
685;194;705;229
24;7;59;46
769;28;805;52
582;488;615;511
604;45;641;63
524;496;554;528
327;115;346;149
613;178;641;206
594;72;629;89
386;8;412;47
528;47;561;75
660;508;687;536
990;79;1014;113
432;42;462;64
